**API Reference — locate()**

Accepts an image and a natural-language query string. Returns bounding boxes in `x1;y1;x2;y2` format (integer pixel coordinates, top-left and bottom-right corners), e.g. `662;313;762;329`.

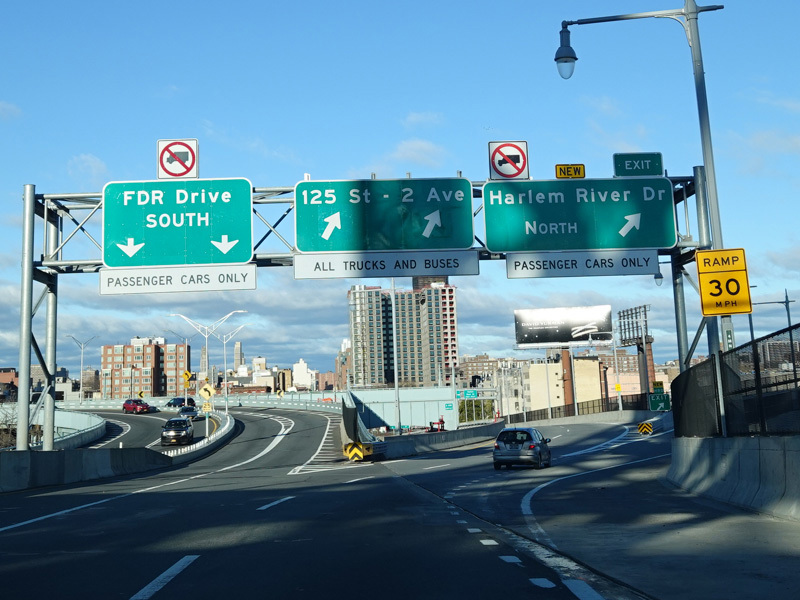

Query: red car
122;399;151;414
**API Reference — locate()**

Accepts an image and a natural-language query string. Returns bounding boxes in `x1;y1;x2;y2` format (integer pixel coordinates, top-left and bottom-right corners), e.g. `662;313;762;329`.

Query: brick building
100;336;191;400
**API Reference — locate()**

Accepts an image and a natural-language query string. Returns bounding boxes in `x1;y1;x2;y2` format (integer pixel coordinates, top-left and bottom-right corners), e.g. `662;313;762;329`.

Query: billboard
514;305;613;348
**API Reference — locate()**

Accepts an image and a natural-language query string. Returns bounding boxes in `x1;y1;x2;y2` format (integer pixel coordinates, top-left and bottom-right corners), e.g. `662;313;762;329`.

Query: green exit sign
482;177;677;253
649;393;671;411
613;152;663;177
294;178;474;253
103;178;253;268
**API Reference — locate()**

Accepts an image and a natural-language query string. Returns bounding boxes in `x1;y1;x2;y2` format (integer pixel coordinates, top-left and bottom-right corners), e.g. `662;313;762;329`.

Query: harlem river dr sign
482;177;677;253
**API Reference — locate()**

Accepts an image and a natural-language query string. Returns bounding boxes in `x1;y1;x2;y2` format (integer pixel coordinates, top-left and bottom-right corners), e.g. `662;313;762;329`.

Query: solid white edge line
1;415;295;533
345;476;375;484
129;554;200;600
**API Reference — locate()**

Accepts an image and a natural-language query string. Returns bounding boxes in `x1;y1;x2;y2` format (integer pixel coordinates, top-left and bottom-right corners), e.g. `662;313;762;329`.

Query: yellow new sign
696;248;752;316
555;164;585;179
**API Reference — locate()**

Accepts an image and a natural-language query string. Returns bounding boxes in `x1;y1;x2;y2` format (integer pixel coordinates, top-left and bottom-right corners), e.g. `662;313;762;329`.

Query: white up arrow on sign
422;210;441;238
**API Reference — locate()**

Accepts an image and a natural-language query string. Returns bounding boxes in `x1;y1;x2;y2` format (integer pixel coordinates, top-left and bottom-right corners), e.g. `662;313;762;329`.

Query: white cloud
0;101;21;119
747;130;800;155
756;91;800;114
201;119;290;162
389;138;446;168
67;154;109;190
581;95;623;117
586;120;645;154
403;112;444;128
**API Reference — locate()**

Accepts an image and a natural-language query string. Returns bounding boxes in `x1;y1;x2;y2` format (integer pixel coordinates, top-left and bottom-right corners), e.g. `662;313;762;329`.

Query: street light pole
170;311;246;384
166;330;196;401
212;324;247;414
390;278;401;435
749;290;797;386
555;1;730;343
67;335;96;405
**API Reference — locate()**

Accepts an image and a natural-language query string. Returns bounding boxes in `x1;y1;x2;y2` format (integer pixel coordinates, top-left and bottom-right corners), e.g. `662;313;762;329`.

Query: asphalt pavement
520;426;800;600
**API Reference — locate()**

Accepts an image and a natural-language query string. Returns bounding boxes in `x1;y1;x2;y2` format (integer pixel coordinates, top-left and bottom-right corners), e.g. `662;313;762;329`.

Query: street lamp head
654;271;664;287
555;23;577;79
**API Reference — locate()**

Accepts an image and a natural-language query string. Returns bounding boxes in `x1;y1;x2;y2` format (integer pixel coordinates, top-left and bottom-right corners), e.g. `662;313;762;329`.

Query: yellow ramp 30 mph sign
696;248;752;316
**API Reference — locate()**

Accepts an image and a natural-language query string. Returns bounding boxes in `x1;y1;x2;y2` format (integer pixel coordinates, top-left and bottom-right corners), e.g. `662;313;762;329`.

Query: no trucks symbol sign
158;139;198;179
489;141;529;180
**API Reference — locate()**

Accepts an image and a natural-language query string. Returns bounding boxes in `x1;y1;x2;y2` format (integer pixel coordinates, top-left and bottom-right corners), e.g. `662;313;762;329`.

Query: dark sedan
160;417;194;446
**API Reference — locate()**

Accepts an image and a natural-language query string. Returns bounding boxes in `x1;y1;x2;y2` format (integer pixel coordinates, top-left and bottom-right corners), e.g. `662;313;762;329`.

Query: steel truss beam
16;177;703;448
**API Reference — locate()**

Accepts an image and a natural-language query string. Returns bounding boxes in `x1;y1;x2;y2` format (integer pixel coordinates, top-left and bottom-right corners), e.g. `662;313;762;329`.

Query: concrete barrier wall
0;412;236;492
668;436;800;522
0;448;172;493
381;422;505;459
526;410;669;428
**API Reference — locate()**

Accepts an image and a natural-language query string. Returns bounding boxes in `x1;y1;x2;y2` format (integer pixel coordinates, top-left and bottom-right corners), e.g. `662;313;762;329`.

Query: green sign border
482;177;677;253
613;152;664;177
103;178;253;268
294;178;474;253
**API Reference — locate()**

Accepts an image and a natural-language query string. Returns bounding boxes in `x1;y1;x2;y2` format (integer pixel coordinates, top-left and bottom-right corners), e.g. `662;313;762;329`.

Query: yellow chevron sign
638;422;653;435
344;442;364;461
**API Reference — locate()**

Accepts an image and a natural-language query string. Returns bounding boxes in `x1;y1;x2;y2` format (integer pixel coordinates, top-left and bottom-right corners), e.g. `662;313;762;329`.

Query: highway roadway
85;408;218;450
1;408;799;599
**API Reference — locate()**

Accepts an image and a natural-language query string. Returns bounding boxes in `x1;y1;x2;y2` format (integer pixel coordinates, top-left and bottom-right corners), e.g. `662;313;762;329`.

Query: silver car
177;405;199;421
493;427;552;470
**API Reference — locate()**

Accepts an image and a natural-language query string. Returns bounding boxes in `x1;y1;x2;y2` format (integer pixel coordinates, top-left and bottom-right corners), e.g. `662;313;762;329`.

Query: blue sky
2;1;799;378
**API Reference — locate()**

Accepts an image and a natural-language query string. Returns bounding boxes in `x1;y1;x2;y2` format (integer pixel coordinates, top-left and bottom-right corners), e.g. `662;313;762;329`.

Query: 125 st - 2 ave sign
294;178;474;253
103;178;253;268
482;177;677;253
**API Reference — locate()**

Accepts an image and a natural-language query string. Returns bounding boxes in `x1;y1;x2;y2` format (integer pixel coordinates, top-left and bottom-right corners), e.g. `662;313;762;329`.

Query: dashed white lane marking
257;496;296;511
130;555;199;600
423;463;450;470
480;539;499;546
563;578;606;600
0;415;295;533
500;555;522;564
530;578;556;589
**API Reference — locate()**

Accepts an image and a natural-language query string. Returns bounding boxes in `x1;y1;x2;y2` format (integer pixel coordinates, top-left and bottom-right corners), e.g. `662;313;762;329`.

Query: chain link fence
673;323;800;437
506;393;649;424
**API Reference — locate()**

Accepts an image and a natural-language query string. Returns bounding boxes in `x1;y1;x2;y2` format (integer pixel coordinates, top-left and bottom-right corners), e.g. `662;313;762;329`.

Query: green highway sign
103;178;253;268
294;178;474;253
613;152;663;177
482;177;677;253
649;393;672;411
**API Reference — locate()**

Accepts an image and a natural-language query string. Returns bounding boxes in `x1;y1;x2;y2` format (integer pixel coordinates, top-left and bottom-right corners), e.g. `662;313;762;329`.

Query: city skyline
3;2;798;381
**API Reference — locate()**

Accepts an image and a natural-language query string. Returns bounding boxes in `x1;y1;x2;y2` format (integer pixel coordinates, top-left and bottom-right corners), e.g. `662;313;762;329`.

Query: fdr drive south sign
102;178;253;268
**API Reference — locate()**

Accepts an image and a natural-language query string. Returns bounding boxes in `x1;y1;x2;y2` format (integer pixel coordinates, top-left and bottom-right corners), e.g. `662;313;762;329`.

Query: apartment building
100;336;190;399
347;278;459;387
